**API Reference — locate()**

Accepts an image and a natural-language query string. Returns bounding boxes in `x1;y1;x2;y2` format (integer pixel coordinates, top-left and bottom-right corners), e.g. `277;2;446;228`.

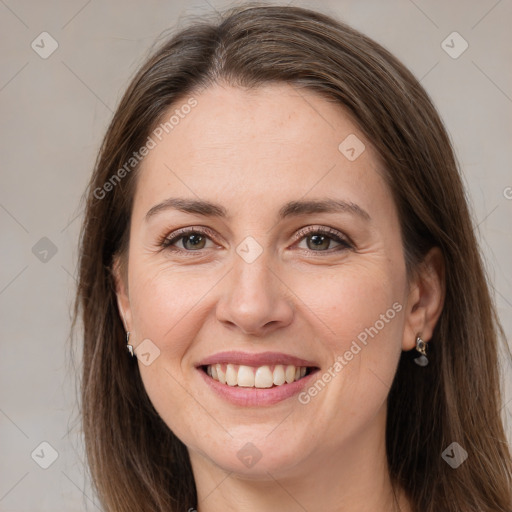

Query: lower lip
197;367;319;407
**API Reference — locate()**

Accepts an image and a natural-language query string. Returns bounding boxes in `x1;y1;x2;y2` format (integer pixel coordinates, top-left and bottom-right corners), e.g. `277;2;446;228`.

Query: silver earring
413;335;428;366
126;331;134;357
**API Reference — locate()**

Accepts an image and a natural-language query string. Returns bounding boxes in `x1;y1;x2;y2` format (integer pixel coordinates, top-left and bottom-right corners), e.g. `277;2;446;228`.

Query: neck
188;405;411;512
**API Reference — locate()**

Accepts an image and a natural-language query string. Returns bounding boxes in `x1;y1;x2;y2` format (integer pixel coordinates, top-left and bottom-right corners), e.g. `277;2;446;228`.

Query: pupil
185;234;204;249
309;234;329;250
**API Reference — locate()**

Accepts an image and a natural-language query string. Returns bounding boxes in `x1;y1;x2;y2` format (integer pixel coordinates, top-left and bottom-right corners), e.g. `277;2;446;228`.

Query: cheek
129;262;212;358
296;258;405;347
291;260;406;419
127;265;213;442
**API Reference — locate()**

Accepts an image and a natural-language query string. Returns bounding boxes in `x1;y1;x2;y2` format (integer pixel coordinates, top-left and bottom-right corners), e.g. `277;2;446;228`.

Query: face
115;82;426;479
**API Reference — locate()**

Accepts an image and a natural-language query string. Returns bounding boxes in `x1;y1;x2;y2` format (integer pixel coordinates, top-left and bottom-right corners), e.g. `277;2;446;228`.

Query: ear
402;247;445;350
112;255;133;333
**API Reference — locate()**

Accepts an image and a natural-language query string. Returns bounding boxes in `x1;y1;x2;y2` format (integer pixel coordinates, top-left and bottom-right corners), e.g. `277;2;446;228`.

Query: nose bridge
216;238;293;335
233;245;273;302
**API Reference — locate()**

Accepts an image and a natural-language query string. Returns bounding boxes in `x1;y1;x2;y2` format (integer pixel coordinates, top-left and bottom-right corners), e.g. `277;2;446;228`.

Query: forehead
132;82;391;223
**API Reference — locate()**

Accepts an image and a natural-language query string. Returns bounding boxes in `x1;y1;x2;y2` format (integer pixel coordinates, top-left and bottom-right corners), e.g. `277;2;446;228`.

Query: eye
161;227;217;252
294;226;353;253
160;225;353;255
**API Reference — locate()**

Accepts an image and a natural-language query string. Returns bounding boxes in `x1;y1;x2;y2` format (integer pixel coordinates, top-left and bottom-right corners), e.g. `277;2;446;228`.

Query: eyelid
160;226;219;250
293;225;354;250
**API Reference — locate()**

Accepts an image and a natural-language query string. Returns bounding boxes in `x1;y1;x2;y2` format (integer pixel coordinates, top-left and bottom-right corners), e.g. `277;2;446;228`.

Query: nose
216;250;294;337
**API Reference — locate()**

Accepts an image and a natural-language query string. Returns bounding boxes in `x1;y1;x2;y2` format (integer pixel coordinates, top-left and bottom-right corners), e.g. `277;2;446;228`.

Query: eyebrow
145;197;371;222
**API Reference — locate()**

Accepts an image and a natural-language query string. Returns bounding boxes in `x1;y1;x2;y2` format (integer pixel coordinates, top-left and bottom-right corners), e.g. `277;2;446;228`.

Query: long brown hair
73;4;512;511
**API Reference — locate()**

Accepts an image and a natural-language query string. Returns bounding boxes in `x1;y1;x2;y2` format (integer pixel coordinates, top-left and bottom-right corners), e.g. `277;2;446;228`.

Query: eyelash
159;225;353;255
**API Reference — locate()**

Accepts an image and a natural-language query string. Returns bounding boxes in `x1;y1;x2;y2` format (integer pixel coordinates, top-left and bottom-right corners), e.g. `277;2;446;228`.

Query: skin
114;82;444;512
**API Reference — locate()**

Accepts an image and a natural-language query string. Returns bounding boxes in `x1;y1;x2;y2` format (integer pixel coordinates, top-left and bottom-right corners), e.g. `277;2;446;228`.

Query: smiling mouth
201;364;318;388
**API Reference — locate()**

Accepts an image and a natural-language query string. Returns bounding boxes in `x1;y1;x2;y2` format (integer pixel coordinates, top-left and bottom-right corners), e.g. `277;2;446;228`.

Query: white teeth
205;363;310;387
254;366;273;388
273;365;286;386
285;365;295;384
226;364;237;386
237;365;255;387
216;364;226;384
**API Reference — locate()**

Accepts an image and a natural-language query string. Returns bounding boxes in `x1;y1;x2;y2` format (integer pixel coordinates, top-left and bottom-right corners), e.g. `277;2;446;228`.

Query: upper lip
196;351;319;368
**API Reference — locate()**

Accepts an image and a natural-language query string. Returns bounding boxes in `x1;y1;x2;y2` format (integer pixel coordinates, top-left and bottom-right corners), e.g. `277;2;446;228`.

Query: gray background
1;0;511;510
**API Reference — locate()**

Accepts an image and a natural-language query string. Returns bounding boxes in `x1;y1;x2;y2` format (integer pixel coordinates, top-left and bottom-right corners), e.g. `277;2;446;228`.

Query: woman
74;3;512;511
